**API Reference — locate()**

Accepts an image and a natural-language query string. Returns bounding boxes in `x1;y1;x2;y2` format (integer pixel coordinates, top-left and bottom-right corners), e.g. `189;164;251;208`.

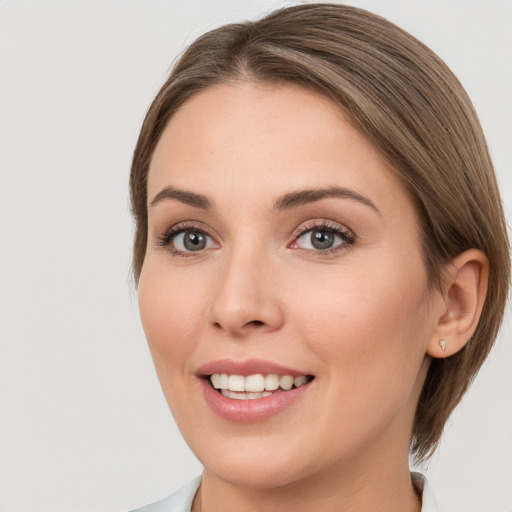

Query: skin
138;82;453;512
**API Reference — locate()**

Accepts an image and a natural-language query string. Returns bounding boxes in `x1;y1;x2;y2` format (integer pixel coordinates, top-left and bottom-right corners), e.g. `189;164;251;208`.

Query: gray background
0;1;511;511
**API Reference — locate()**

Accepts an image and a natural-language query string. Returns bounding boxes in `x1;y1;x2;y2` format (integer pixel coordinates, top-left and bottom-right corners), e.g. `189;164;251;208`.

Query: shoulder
130;476;202;512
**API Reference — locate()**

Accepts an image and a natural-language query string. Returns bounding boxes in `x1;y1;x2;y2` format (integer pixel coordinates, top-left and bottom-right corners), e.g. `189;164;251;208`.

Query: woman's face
139;82;439;488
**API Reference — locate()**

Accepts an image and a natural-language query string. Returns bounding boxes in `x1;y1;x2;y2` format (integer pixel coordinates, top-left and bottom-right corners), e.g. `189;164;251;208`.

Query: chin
187;424;355;493
205;456;309;490
183;428;314;489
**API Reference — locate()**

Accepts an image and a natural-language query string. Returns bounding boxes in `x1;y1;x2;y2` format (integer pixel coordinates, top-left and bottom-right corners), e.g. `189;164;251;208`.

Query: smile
210;373;311;400
197;360;315;422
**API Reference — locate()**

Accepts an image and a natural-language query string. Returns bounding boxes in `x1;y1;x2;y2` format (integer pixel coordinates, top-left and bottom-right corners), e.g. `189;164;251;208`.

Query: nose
206;247;285;337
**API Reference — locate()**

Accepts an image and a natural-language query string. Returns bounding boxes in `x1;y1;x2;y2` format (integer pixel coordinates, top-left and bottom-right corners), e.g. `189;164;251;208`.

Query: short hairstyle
130;3;510;461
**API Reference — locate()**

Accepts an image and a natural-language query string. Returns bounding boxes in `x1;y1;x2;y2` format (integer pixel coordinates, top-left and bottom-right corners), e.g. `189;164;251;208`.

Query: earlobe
427;249;489;359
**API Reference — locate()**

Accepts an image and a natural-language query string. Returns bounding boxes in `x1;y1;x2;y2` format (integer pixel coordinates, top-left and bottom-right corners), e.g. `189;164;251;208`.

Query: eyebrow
273;186;380;214
150;186;213;209
149;184;379;215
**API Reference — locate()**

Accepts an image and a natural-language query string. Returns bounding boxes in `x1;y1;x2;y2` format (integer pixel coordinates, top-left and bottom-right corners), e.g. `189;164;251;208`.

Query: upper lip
196;358;312;377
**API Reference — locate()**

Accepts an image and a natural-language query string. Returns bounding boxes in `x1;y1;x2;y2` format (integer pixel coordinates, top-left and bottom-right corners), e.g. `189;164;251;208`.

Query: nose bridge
207;238;283;335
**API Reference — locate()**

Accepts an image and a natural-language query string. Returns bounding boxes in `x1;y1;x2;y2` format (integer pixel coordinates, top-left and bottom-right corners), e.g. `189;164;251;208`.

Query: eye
157;224;218;256
290;221;355;253
172;230;214;252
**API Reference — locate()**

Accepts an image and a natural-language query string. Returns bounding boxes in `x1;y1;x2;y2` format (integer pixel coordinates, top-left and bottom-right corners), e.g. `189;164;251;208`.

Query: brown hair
130;3;510;461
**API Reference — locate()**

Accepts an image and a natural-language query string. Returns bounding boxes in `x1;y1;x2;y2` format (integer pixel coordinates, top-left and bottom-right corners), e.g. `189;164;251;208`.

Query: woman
129;3;509;511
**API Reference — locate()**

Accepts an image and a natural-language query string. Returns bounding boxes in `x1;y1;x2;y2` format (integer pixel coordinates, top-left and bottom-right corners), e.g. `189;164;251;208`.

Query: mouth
196;359;315;422
208;373;314;400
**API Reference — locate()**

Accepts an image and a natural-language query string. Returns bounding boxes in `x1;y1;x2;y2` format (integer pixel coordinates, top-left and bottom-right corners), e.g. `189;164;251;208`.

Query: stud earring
439;339;447;352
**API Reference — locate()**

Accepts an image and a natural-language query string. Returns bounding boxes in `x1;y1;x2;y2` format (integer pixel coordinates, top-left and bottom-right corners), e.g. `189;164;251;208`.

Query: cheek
288;260;431;383
283;262;432;451
138;264;206;372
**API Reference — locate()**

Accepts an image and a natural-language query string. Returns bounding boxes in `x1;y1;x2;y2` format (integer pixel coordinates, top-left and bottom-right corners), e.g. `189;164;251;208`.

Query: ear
427;249;489;359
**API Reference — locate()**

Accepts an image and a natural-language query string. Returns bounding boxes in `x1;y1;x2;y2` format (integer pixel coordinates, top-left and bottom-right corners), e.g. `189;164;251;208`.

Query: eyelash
156;220;356;258
156;222;216;258
290;220;356;255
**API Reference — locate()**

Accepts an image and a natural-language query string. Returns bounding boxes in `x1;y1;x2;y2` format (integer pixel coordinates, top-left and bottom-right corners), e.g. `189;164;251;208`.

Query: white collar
412;472;439;511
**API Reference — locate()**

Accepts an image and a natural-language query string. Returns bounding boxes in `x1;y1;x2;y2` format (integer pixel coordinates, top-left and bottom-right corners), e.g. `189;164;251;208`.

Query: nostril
211;319;265;330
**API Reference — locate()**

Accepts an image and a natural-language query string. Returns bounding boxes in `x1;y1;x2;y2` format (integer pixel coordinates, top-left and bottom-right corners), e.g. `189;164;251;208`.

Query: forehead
148;81;412;215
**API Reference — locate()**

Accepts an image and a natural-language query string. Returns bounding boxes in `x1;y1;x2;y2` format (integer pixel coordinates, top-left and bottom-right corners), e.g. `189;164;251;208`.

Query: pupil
311;230;334;249
184;232;206;251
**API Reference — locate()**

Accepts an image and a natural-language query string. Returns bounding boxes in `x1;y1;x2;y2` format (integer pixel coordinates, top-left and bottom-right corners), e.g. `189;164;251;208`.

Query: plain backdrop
0;1;511;511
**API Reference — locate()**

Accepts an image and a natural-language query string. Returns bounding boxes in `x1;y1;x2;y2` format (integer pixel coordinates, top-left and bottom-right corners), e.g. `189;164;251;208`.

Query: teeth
279;375;294;390
245;374;265;392
210;373;221;389
210;373;229;389
294;375;307;387
219;373;229;389
265;374;279;391
210;373;310;393
221;390;272;400
228;375;245;392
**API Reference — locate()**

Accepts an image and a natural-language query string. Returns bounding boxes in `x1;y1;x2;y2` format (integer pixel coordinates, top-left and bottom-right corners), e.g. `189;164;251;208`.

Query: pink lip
196;359;314;423
199;378;313;422
196;358;309;377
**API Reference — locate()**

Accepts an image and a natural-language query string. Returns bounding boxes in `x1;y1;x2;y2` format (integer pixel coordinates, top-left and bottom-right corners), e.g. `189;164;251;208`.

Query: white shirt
131;472;438;512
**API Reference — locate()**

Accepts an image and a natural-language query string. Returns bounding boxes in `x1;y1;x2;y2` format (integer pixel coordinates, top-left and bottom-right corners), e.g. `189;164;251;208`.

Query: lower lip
199;378;312;423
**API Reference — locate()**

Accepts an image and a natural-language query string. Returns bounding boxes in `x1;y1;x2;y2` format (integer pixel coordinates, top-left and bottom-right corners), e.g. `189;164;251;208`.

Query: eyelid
156;221;219;255
289;219;356;253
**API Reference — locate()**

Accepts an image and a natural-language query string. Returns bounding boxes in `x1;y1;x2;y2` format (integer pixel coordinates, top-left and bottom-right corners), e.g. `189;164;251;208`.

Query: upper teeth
210;373;309;392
